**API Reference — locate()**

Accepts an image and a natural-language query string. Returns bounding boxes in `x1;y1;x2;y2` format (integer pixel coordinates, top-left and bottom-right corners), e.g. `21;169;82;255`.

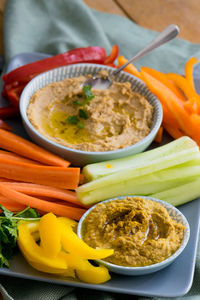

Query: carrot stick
0;185;86;220
0;129;70;167
141;67;186;101
33;197;87;209
154;126;163;143
185;57;199;91
0;158;80;189
0;195;25;211
0;150;42;165
0;182;86;207
117;56;142;79
0;120;12;131
0;177;16;182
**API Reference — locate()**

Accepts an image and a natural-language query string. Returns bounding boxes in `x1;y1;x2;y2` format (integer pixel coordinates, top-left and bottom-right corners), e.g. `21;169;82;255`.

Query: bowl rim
19;63;163;156
77;195;190;271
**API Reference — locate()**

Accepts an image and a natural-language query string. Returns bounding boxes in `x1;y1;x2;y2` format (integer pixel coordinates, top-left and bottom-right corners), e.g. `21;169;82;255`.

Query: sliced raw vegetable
3;47;106;86
58;217;114;259
0;120;12;131
151;178;200;207
0;186;86;220
184;57;199;90
82;136;198;181
0;182;85;207
78;156;200;204
117;56;142;79
0;158;80;189
0;129;70;167
0;106;19;119
18;213;112;283
77;137;200;205
104;45;119;64
39;213;62;257
140;70;200;144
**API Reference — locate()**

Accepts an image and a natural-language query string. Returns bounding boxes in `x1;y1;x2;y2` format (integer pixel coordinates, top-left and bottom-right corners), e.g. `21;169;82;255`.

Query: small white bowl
77;196;190;276
20;63;163;166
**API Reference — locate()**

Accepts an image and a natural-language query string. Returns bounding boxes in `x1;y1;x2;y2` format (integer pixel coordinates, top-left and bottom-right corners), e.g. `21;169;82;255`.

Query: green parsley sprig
0;205;40;268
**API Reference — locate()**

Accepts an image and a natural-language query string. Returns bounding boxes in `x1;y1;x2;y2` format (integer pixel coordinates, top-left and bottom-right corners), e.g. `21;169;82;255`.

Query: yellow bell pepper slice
29;260;75;278
39;213;61;257
18;221;67;270
18;215;112;284
76;260;111;284
58;217;114;259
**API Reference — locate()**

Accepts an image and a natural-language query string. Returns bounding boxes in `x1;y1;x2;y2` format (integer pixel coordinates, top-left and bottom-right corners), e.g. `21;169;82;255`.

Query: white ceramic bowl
20;63;163;166
77;196;190;276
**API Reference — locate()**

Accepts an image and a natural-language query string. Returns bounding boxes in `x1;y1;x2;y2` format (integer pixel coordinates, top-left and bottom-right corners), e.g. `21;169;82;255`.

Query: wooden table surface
0;0;200;56
0;0;199;298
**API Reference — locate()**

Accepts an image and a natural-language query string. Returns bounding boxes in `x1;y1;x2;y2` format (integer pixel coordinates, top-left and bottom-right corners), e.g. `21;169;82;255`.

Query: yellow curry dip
81;196;185;267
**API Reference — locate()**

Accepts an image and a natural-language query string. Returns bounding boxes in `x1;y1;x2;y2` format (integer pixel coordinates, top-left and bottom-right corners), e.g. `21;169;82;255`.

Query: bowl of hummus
20;63;162;166
77;196;190;276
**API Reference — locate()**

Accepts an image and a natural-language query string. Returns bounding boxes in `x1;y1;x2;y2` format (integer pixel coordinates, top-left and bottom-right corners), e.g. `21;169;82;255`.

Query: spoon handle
113;24;179;76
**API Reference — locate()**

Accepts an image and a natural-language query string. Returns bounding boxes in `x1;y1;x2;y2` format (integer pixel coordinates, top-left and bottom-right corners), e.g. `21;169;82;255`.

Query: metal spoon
84;24;179;89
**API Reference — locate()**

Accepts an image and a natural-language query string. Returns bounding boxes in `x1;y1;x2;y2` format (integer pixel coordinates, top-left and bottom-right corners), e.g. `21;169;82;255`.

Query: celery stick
77;158;200;204
151;178;200;206
83;136;198;181
77;178;194;205
77;147;200;195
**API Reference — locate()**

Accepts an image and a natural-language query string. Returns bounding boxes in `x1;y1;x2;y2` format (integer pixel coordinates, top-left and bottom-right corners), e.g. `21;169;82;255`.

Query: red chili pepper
0;106;19;119
104;45;119;65
0;119;13;131
3;47;107;85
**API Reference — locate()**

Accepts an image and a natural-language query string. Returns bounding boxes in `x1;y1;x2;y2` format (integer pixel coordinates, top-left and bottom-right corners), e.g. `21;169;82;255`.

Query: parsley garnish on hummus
66;85;94;128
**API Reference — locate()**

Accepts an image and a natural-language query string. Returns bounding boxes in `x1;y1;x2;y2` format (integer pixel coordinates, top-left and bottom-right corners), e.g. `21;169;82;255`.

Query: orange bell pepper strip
117;56;142;79
185;57;199;91
140;70;200;145
183;97;200;115
167;72;200;115
154;126;163;143
162;122;185;140
161;102;180;128
141;67;186;101
166;73;198;100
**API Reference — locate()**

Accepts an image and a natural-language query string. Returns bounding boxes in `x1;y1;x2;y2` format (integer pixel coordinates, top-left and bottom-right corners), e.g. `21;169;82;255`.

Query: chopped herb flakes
67;85;94;128
83;85;94;101
79;109;88;120
67;115;79;125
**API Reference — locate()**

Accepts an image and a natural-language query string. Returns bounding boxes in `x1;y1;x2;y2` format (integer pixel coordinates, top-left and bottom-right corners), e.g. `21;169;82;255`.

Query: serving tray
0;52;200;298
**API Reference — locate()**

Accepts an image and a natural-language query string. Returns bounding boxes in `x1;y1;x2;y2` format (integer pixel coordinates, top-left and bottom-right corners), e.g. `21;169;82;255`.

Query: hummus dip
27;75;153;152
81;196;185;267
